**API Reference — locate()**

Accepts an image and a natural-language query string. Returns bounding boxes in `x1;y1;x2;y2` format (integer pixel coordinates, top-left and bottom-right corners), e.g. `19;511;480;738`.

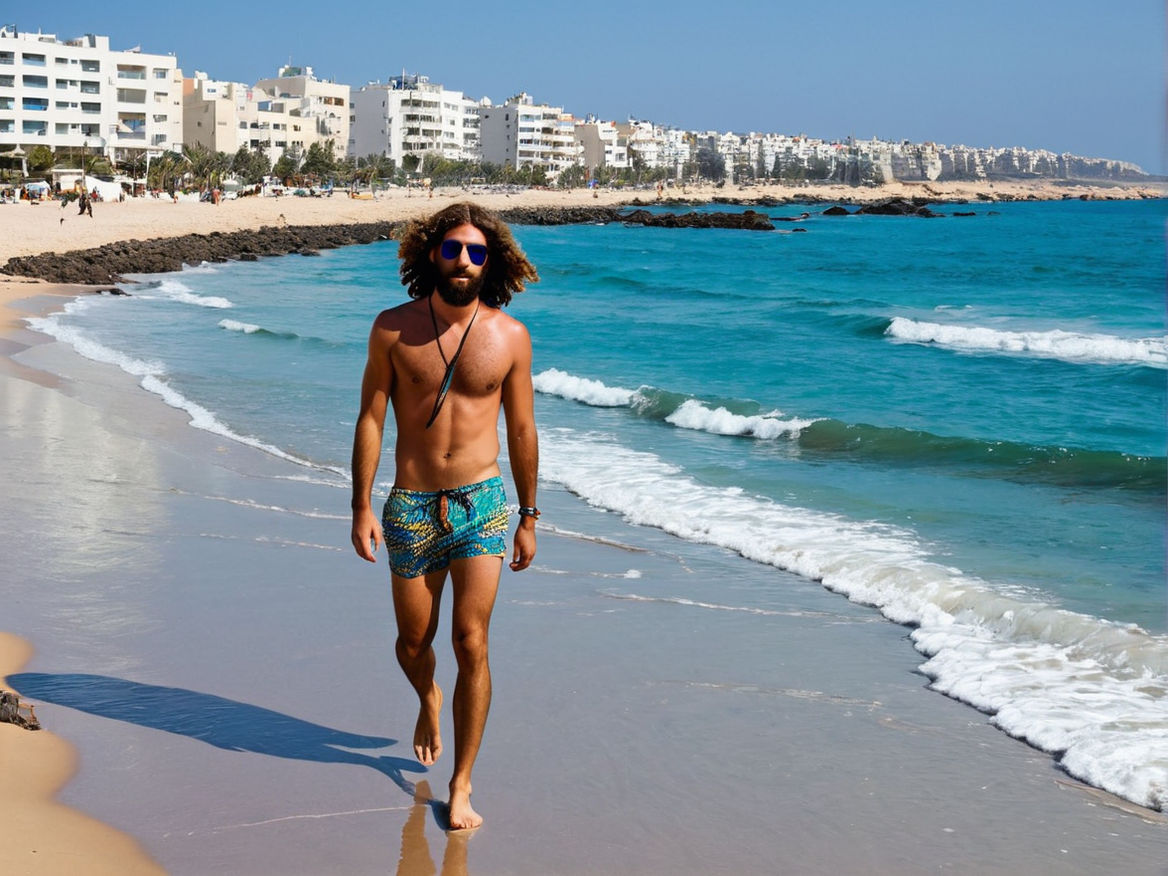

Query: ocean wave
219;319;263;334
534;368;1164;490
886;317;1168;368
140;278;234;309
216;319;345;348
533;368;816;439
26;309;342;475
540;428;1168;811
798;420;1165;493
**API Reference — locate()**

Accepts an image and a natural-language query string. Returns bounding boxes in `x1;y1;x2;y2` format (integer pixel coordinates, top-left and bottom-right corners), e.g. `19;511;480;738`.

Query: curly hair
396;202;539;307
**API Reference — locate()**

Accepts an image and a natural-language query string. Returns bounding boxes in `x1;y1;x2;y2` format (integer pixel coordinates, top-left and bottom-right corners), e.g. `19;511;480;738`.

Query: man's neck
429;292;480;325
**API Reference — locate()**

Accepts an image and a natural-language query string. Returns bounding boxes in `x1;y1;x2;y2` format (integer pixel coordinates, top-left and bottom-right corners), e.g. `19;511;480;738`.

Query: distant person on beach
350;202;540;830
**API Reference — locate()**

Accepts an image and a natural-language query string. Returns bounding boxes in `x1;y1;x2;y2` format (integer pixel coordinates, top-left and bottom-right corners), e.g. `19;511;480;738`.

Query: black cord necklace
426;293;480;429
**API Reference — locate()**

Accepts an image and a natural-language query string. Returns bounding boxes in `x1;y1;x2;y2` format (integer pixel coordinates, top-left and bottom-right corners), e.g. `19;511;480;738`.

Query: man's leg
446;554;502;830
392;568;448;765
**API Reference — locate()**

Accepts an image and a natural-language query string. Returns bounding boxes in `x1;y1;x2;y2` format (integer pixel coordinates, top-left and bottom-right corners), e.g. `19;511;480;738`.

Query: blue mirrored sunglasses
439;239;488;266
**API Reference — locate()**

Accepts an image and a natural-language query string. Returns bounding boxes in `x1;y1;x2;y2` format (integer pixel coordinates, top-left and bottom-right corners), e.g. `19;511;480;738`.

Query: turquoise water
31;197;1168;809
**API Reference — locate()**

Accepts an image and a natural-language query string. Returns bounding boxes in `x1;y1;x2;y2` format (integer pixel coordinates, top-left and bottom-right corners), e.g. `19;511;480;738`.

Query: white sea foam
219;319;263;334
26;311;326;472
886;317;1168;368
541;428;1168;811
151;278;234;309
665;399;816;439
533;367;637;406
534;368;815;439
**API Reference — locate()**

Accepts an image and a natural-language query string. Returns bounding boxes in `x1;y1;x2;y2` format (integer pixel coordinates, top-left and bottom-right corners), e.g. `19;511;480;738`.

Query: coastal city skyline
18;0;1164;174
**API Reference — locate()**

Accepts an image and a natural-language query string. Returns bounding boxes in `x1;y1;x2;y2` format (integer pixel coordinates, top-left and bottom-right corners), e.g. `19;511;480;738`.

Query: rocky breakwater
1;221;399;285
498;206;623;226
618;209;776;230
823;197;943;217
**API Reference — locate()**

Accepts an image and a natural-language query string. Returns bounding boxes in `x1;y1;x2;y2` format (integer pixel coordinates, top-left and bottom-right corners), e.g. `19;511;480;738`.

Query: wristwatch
518;506;540;520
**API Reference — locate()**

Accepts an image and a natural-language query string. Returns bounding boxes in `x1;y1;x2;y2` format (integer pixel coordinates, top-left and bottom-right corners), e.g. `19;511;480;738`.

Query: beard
435;270;485;307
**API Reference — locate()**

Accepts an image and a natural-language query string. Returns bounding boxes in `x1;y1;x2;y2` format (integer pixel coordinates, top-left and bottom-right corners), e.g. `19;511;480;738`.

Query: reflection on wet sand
397;780;471;876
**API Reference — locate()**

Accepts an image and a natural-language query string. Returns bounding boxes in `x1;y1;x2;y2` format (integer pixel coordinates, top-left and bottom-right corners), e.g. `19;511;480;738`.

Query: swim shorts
382;476;510;578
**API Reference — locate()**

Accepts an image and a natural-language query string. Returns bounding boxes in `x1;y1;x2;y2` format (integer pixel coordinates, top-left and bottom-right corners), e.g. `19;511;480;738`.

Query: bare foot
414;683;443;765
447;783;482;831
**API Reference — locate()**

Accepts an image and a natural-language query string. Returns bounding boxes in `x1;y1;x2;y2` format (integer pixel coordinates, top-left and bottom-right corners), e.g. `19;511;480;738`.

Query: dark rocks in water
823;206;853;216
773;212;811;222
790;227;809;233
857;198;943;217
953;211;977;217
619;209;775;231
497;206;621;226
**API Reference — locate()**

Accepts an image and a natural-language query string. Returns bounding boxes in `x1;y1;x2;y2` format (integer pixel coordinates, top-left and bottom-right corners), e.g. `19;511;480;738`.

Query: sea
27;196;1168;812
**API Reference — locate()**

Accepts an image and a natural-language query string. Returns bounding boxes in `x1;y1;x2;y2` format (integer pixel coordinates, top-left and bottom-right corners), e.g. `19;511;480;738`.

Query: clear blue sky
16;0;1165;172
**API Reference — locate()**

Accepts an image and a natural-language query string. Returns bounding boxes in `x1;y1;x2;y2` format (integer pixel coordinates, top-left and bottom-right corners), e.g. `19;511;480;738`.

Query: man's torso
380;297;518;490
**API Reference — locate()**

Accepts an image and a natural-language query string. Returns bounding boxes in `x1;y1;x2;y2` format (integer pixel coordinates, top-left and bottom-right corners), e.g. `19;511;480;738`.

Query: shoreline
1;283;165;873
0;633;163;874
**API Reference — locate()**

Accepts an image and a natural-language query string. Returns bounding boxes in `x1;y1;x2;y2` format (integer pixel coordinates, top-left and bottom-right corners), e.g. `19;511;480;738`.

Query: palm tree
183;142;215;193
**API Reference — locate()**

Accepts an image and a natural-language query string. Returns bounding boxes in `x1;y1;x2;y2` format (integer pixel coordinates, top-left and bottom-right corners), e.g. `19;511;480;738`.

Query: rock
857;198;942;217
0;690;40;730
618;209;775;231
822;206;853;216
953;211;976;217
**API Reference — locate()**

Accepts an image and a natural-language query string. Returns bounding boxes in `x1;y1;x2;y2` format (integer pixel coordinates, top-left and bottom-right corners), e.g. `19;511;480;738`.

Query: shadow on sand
9;672;424;793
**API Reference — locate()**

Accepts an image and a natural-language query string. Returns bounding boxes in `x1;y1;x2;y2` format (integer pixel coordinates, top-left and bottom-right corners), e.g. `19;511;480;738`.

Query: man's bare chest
392;336;509;398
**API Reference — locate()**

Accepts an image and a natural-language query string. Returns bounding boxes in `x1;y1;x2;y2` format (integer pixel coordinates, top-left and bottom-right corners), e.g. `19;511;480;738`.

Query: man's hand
351;507;382;562
510;520;536;571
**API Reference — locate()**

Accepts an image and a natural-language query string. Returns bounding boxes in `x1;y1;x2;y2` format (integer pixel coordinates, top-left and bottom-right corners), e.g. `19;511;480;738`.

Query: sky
13;0;1165;173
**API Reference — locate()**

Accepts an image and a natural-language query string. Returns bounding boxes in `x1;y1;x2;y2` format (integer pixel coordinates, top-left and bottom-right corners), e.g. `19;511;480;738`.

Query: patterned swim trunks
382;476;510;578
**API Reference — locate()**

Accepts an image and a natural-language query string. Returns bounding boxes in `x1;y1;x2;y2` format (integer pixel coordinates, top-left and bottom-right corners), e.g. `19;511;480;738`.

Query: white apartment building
184;72;332;164
348;74;481;166
253;66;349;160
478;93;580;174
0;26;183;163
573;118;628;171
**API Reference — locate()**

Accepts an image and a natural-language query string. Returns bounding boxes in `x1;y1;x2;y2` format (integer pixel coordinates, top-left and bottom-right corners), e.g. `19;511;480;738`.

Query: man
350;202;540;830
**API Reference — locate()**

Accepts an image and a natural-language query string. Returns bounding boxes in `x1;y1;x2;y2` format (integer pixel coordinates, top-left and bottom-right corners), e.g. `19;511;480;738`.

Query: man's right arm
350;319;393;562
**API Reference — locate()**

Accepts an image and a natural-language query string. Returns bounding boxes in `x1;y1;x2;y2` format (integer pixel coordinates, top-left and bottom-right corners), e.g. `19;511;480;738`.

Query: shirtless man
350;202;540;830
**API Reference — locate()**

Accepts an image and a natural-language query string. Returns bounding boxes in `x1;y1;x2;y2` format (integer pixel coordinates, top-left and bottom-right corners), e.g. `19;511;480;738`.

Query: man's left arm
502;323;538;572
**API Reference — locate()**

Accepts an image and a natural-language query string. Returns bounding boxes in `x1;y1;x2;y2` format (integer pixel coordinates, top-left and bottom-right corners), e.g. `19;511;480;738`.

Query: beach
2;181;1167;874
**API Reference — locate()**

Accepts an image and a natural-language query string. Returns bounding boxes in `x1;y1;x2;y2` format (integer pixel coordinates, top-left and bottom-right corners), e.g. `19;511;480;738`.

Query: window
80;60;100;72
22;97;49;111
80;81;100;94
0;120;14;133
22;75;48;88
22;120;47;134
22;53;46;66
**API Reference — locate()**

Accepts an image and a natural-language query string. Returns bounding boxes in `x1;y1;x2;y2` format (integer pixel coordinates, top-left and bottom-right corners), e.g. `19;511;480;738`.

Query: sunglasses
439;239;488;266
